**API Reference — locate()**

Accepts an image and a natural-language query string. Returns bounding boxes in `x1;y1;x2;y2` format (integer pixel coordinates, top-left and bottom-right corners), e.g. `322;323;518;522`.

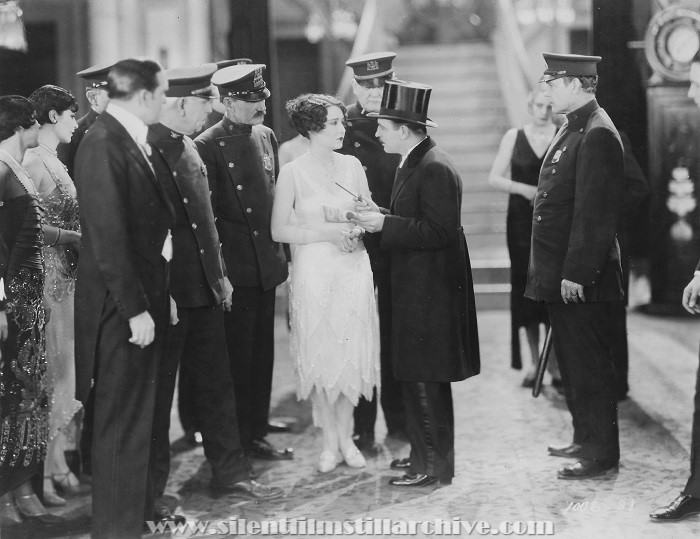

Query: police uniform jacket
74;111;175;401
338;102;400;273
524;99;625;304
148;123;227;308
381;137;480;382
57;108;100;181
194;117;287;291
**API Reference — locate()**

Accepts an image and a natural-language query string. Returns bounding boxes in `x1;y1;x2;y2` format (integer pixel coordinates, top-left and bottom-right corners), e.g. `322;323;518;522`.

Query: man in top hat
526;53;625;480
354;80;480;487
57;61;114;180
194;64;291;461
74;57;173;538
148;64;283;513
339;51;406;454
650;56;700;522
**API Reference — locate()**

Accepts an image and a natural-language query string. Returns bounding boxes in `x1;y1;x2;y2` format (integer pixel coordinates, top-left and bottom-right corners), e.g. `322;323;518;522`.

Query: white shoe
343;446;366;468
318;451;338;473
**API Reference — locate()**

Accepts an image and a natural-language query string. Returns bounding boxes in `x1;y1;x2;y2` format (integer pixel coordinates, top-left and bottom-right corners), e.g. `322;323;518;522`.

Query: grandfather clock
645;2;700;313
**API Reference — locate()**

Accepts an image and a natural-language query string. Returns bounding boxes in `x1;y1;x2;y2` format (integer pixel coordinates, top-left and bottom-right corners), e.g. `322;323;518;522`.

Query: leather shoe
353;433;379;456
248;438;293;460
211;479;284;500
547;442;582;458
390;458;411;470
267;419;292;433
146;505;186;529
389;473;449;487
557;458;618;480
650;493;700;522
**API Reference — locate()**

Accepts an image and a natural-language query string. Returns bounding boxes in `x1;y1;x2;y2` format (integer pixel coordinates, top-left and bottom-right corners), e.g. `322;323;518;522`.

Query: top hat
215;58;252;70
211;64;270;102
77;61;115;89
367;79;437;128
346;51;396;88
165;63;218;98
539;53;602;83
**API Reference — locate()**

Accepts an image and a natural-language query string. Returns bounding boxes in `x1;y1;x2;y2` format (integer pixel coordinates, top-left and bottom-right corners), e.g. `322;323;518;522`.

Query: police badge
262;153;273;171
552;150;562;163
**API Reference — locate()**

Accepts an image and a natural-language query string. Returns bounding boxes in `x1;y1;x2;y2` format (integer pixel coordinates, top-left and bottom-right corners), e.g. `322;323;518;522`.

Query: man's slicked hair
107;58;163;100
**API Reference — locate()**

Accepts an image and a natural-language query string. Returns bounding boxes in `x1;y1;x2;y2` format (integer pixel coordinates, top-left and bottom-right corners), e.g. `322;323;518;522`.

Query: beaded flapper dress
279;153;380;414
0;152;48;496
25;145;81;440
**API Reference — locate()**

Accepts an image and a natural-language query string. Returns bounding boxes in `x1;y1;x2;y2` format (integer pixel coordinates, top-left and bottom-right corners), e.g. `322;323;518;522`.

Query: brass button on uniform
246;208;252;213
536;216;542;222
236;185;243;191
183;198;188;204
543;192;548;198
173;171;177;177
552;169;556;175
219;141;225;146
253;230;259;236
200;249;205;255
191;223;197;229
354;142;360;148
228;163;234;168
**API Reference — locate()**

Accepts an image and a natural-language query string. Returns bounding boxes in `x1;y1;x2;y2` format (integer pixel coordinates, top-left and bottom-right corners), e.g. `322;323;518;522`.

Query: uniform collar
222;115;252;135
565;98;599;130
149;122;184;141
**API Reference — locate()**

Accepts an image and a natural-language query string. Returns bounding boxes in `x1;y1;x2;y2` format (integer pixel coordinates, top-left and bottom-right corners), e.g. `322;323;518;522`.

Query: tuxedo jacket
73;111;175;401
380;137;480;382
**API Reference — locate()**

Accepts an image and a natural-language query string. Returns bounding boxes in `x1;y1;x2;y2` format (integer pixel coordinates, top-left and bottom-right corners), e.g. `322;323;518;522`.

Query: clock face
645;6;700;82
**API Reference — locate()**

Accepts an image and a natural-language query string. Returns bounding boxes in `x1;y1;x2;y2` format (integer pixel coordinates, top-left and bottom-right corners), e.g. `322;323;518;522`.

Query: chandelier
0;0;27;52
514;0;576;26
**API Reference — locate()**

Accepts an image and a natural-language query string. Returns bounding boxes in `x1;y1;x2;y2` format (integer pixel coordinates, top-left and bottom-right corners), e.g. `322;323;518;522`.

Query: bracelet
50;229;61;247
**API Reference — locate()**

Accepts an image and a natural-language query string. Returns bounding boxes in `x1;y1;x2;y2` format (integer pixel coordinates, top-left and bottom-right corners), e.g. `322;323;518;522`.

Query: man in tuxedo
339;51;406;453
195;64;291;461
74;58;175;538
57;62;113;181
355;80;480;487
527;53;625;480
650;56;700;522
148;64;283;504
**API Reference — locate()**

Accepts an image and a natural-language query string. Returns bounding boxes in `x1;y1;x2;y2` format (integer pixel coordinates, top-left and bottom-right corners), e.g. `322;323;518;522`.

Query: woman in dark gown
0;95;63;526
488;89;557;385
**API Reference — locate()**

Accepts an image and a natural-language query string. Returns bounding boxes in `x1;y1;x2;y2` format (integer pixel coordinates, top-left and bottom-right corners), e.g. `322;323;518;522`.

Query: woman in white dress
24;85;88;505
271;94;380;473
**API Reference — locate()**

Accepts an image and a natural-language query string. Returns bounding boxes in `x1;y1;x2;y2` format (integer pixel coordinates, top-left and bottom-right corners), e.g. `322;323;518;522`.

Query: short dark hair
107;58;163;100
286;93;346;138
29;85;79;125
562;75;598;94
0;95;36;142
389;119;427;136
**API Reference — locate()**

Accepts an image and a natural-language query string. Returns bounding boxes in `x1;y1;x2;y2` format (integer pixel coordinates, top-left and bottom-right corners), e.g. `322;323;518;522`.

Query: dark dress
507;129;548;370
0;168;47;496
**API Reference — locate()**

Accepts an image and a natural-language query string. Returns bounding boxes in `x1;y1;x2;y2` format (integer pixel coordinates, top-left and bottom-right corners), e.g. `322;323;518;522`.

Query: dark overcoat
338;102;400;273
194;117;287;291
74;111;175;402
57;108;100;182
380;137;480;382
524;99;625;304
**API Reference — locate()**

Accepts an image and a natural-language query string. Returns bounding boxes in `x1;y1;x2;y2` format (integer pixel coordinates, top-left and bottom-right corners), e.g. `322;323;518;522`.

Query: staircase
393;43;511;309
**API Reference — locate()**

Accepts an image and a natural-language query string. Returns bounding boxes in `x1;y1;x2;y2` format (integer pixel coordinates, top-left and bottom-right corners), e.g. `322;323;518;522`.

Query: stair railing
492;0;539;127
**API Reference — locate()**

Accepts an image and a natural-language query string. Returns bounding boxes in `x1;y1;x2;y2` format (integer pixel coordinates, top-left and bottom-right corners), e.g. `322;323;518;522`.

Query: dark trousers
177;365;197;435
354;268;405;438
80;388;94;476
683;350;700;498
151;306;250;497
223;286;276;448
548;302;620;462
403;381;454;481
610;301;629;398
91;296;165;539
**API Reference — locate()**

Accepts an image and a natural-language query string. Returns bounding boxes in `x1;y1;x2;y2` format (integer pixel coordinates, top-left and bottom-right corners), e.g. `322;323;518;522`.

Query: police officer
526;53;625;480
57;61;114;180
339;52;406;453
148;65;283;508
194;64;291;461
